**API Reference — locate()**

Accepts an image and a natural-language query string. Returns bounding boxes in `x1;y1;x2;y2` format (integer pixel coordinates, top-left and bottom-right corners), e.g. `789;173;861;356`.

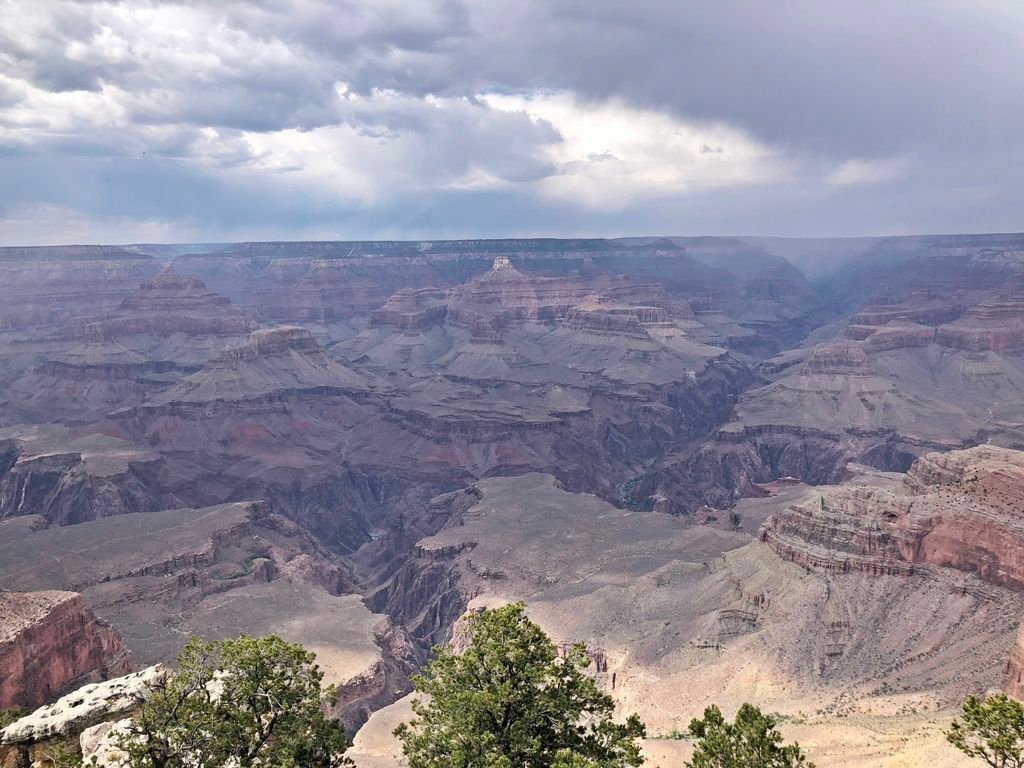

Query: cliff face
0;591;129;710
760;446;1024;588
0;433;164;526
1006;624;1024;699
0;665;165;768
642;274;1024;517
936;295;1024;352
0;249;158;335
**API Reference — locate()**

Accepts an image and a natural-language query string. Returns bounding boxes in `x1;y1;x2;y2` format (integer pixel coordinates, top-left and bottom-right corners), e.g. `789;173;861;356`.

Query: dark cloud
0;0;1022;243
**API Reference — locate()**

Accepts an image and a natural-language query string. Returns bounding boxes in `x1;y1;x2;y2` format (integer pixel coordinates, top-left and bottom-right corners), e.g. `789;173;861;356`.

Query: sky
1;0;1022;245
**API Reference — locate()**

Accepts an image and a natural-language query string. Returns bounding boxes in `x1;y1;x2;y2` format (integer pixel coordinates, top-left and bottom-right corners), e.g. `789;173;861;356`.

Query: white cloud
238;89;558;203
482;91;794;210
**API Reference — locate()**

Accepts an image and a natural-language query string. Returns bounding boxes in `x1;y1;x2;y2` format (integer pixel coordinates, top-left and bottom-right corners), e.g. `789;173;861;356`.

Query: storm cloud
0;0;1021;243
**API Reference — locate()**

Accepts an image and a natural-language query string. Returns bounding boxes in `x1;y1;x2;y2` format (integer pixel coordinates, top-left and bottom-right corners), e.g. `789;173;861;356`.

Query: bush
0;706;29;730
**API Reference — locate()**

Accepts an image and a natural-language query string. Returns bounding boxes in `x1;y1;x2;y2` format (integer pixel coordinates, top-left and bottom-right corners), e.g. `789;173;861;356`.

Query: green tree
686;704;813;768
395;602;645;768
947;693;1024;768
114;634;351;768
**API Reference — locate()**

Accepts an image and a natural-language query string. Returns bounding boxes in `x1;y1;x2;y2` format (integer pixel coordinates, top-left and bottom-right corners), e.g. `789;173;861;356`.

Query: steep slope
762;446;1024;587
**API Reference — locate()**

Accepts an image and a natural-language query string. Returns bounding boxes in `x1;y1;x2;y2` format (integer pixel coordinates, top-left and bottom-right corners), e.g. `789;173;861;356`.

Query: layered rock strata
0;591;129;710
760;446;1024;587
73;267;255;342
759;446;1024;701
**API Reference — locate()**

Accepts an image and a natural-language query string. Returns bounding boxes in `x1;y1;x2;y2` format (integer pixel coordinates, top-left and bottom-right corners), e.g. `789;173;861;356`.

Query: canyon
2;233;1024;766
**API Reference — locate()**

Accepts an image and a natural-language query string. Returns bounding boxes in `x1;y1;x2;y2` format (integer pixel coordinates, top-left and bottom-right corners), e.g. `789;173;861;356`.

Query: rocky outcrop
937;296;1024;351
133;326;372;408
443;257;698;335
445;257;585;330
220;325;320;359
369;288;448;330
801;341;872;375
848;292;965;328
0;591;130;710
846;291;1024;353
563;297;653;336
0;437;163;526
758;446;1024;701
761;446;1024;588
856;322;935;352
0;666;164;767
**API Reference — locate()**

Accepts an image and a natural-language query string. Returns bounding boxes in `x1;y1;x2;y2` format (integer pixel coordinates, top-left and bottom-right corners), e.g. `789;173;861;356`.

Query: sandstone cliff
0;591;129;710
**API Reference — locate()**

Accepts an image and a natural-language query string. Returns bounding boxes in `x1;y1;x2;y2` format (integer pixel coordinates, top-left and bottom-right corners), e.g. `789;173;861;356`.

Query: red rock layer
1006;623;1024;698
761;446;1024;698
937;296;1024;351
761;446;1024;588
0;591;129;709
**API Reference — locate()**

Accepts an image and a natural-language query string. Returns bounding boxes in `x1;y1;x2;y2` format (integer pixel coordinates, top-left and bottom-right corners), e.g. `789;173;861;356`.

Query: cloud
0;0;1022;241
482;91;794;210
827;157;907;188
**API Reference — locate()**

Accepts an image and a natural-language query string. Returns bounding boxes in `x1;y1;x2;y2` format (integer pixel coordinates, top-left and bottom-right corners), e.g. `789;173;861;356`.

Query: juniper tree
114;634;351;768
947;693;1024;768
395;602;645;768
687;703;814;768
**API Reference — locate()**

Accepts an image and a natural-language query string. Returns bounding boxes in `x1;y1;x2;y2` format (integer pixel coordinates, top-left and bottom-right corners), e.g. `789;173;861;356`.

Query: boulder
0;666;164;747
